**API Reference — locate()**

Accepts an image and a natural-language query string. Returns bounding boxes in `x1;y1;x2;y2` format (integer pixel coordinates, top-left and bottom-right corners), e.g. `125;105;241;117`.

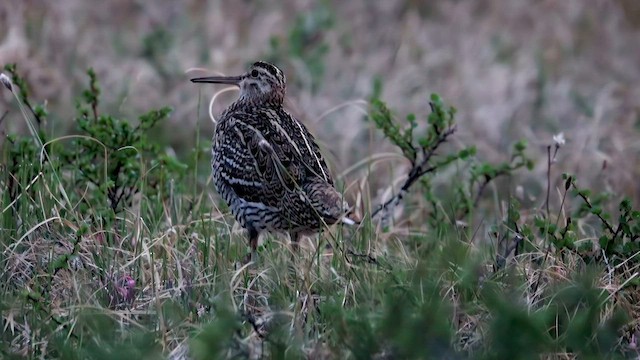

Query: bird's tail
340;201;360;226
304;181;358;226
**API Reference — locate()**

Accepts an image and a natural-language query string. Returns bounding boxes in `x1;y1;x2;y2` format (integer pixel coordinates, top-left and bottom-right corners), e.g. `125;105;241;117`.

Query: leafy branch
3;64;47;126
567;176;640;262
369;94;467;225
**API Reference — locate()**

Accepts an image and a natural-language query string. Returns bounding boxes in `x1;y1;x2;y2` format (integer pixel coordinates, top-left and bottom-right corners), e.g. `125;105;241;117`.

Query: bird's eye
251;70;259;77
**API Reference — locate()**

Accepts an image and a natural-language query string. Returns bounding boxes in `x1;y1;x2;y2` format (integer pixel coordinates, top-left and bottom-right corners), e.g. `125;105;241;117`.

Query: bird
191;61;353;261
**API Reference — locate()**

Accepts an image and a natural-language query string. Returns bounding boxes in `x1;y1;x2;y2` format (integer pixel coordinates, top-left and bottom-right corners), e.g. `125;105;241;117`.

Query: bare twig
495;234;524;270
545;145;551;218
347;249;381;265
575;191;616;235
0;110;8;125
371;125;457;224
241;311;268;339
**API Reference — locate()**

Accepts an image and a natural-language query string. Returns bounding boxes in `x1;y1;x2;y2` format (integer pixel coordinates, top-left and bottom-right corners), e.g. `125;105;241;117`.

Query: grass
2;1;640;358
2;64;639;359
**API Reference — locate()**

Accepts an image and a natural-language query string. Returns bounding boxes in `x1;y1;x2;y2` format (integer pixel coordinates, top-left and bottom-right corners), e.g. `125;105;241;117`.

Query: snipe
191;61;352;261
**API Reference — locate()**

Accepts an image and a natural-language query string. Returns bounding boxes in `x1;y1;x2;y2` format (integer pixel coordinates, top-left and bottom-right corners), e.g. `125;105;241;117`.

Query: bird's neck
233;93;283;109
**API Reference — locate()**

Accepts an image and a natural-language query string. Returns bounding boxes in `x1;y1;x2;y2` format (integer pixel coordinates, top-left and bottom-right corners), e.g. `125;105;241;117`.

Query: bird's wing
215;115;301;204
272;110;335;186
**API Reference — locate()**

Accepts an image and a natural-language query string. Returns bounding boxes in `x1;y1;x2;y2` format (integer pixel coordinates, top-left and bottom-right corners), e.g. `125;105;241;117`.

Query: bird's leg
287;232;302;277
244;228;259;264
290;232;301;255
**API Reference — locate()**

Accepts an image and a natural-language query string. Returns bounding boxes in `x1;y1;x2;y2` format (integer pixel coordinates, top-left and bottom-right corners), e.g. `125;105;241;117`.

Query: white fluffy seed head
0;73;13;92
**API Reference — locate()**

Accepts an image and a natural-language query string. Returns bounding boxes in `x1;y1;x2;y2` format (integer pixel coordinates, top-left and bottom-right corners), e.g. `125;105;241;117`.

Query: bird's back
212;103;343;233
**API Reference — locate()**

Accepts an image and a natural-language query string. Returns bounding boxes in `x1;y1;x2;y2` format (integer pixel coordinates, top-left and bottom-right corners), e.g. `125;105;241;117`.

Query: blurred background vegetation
1;0;639;200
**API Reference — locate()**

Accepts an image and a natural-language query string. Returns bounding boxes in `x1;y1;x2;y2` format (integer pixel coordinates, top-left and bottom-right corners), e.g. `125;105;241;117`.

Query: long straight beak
190;75;243;85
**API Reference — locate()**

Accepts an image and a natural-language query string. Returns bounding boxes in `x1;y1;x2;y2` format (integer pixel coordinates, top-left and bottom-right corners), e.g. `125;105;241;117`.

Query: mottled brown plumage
191;61;351;260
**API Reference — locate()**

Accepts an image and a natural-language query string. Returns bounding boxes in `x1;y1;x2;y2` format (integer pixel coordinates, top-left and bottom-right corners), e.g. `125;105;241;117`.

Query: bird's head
191;61;286;105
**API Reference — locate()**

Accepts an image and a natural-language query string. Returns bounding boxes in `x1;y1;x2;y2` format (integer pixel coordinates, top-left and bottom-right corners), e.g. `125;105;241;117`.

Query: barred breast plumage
192;61;351;261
